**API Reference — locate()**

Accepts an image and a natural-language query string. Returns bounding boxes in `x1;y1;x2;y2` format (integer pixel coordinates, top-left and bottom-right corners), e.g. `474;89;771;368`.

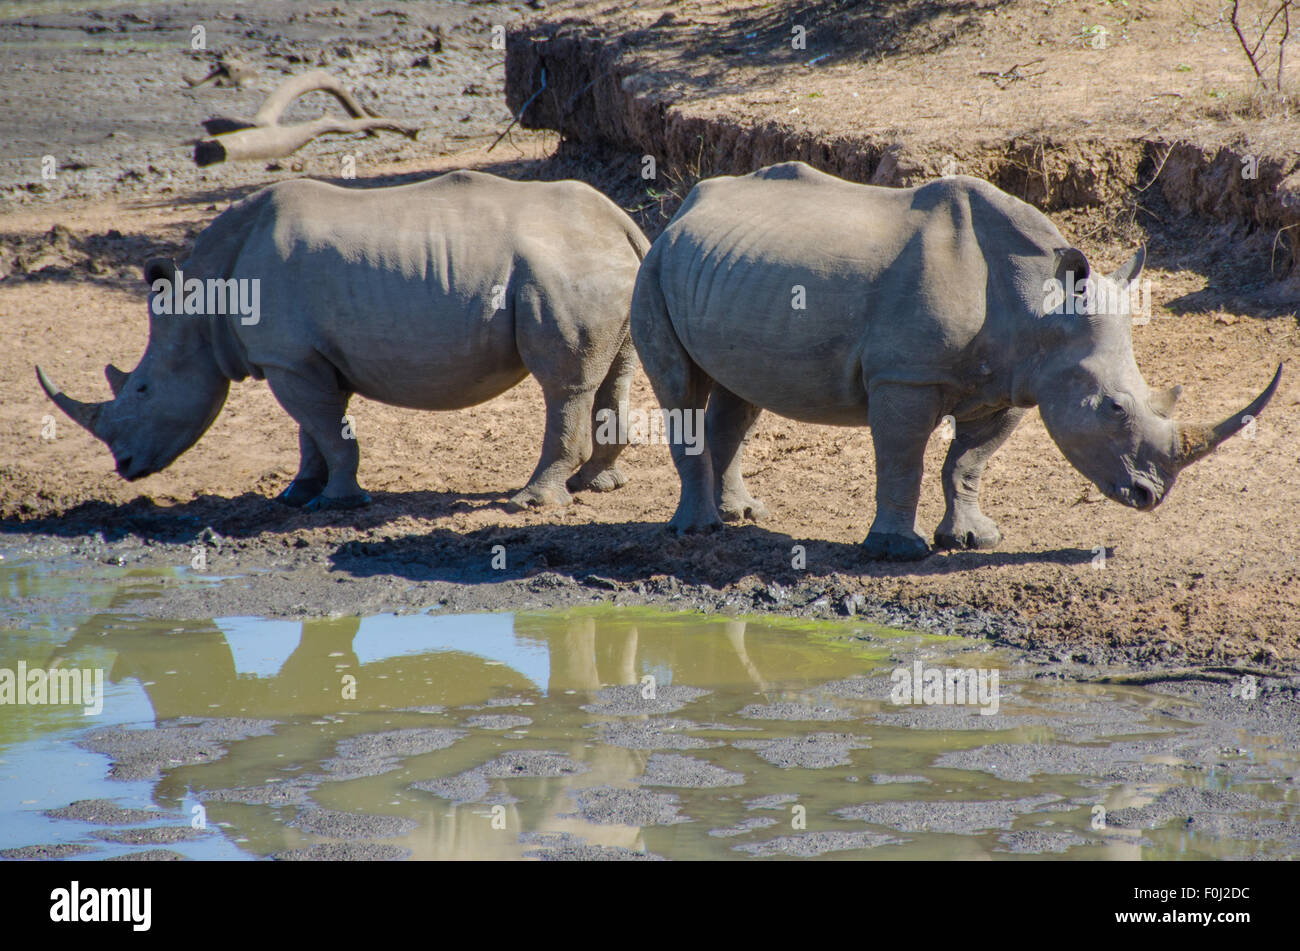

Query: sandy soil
1;0;1298;668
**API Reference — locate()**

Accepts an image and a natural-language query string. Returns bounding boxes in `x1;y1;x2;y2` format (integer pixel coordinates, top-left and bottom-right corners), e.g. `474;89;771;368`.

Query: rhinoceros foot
862;530;931;562
507;483;573;512
276;478;327;508
566;463;627;493
304;490;372;512
934;513;1001;551
718;493;769;523
665;492;724;534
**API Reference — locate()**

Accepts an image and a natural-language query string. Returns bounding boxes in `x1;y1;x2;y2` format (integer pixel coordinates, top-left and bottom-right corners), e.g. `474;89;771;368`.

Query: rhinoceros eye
136;383;148;395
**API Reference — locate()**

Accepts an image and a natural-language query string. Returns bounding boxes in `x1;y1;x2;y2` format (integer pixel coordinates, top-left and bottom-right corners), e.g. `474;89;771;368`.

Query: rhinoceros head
36;258;231;480
1032;246;1281;510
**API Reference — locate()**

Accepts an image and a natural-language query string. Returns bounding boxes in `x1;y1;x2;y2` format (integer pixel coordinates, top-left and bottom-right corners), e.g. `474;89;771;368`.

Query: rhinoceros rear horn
1174;364;1283;469
36;365;108;438
105;363;129;397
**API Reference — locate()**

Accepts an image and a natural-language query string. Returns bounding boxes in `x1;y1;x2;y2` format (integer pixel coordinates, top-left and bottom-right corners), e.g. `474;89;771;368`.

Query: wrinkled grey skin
38;170;650;511
631;162;1280;560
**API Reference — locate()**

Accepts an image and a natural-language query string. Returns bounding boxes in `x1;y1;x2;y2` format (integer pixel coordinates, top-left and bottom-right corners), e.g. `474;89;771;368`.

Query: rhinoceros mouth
115;455;156;481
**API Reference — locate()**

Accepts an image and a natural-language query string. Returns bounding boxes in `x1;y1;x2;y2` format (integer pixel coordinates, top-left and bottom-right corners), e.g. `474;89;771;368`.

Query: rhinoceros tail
625;222;652;262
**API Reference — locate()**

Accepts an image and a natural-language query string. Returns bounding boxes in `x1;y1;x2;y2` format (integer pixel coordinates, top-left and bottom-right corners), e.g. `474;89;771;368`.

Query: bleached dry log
193;70;419;166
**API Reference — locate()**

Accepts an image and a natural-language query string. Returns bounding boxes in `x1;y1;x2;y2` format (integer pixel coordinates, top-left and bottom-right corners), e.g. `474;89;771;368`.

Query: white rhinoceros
38;170;650;511
630;161;1280;559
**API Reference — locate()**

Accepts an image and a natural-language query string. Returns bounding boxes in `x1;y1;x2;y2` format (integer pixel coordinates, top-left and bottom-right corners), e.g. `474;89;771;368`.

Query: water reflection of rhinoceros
51;607;853;859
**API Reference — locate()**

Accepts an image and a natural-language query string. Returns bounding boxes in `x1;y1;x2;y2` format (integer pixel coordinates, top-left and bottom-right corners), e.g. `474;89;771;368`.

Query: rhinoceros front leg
934;407;1025;550
276;427;329;507
708;385;768;522
264;366;370;510
863;383;941;561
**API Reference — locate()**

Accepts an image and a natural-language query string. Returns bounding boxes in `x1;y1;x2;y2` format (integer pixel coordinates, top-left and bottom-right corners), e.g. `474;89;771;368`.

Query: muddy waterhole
1;555;1296;861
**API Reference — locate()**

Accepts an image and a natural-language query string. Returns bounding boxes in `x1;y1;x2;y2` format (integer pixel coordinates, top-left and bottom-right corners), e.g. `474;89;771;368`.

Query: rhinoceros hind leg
277;427;330;506
863;530;931;561
304;490;372;512
568;334;636;494
508;385;597;511
567;463;627;493
708;385;768;522
631;273;721;534
277;477;326;507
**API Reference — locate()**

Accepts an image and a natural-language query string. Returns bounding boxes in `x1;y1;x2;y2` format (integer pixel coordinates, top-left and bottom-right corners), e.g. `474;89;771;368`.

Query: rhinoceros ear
1052;247;1090;289
1106;246;1145;287
144;257;176;288
1149;383;1182;417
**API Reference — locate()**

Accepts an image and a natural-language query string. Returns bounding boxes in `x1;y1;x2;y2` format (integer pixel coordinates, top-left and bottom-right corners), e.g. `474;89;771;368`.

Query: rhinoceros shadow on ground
327;522;1101;589
1;491;1098;583
0;489;513;544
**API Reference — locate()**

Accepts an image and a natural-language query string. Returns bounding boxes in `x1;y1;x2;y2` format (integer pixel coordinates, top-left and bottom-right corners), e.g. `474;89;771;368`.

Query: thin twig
489;68;546;152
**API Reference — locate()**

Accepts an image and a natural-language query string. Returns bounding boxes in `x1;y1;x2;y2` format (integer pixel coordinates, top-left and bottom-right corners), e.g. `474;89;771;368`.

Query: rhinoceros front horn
36;365;108;438
1174;364;1283;469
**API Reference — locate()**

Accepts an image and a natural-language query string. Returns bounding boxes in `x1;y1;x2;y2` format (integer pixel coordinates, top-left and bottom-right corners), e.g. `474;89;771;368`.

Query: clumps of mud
287;809;418;840
565;786;690;826
91;826;209;845
0;225;154;284
44;799;170;826
199;780;316;806
520;832;665;861
580;684;711;716
995;829;1089;854
835;794;1063;834
734;732;870;769
870;774;931;784
590;717;724;751
817;676;889;701
931;740;1176;783
736;830;902;857
0;843;96;860
318;728;465;780
76;717;277;781
736;701;855;722
635;754;745;788
272;843;411;861
465;696;531;709
1105;786;1271;831
462;714;533;730
412;750;589;804
412;771;514;805
744;794;800;811
104;849;187;861
708;817;778;838
868;707;1027;731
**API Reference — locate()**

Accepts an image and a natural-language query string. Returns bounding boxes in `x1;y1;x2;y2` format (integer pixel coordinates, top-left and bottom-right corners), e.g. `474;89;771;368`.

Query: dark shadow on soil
608;0;1009;96
0;488;1098;584
326;522;1101;589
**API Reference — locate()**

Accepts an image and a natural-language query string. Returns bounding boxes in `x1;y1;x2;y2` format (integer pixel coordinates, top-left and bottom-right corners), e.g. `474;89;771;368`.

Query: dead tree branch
193;70;420;166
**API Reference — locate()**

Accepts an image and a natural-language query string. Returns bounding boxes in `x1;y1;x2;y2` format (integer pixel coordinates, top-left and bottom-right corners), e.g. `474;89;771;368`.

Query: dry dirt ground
1;0;1298;669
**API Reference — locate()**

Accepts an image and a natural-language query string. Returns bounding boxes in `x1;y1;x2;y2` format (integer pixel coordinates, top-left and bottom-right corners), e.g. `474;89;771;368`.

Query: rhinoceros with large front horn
630;161;1281;559
38;169;649;510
